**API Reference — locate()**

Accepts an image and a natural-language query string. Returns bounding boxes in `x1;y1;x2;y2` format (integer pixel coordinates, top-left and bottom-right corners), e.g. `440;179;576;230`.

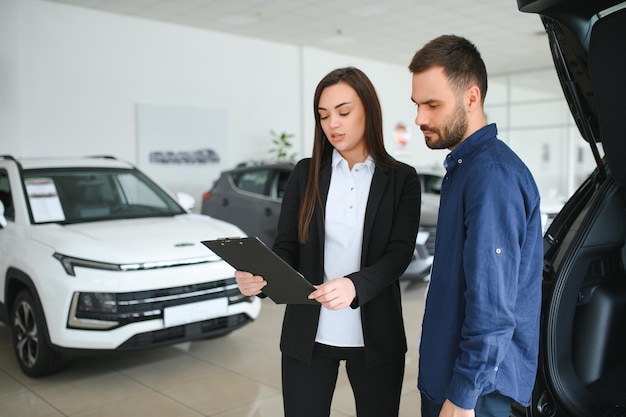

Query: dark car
201;162;441;281
201;162;294;246
511;1;626;416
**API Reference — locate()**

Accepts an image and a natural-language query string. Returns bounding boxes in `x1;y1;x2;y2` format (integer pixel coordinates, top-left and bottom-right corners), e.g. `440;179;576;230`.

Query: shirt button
349;205;353;209
494;366;499;371
457;158;463;164
495;248;502;254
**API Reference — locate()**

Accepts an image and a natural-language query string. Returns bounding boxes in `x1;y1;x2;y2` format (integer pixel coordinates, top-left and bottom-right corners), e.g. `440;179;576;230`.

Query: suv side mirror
176;192;195;212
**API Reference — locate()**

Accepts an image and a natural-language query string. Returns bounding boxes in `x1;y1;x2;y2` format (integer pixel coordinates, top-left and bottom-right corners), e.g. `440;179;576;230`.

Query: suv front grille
117;313;252;349
68;278;250;330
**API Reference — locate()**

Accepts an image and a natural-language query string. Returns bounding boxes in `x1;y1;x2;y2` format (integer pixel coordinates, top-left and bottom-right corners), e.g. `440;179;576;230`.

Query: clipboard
201;236;317;305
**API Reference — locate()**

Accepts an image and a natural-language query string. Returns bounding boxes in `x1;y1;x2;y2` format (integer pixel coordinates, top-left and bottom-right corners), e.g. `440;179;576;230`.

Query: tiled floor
0;280;428;417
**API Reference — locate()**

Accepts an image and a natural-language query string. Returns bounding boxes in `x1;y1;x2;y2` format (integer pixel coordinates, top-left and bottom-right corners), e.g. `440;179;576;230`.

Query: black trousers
282;342;405;417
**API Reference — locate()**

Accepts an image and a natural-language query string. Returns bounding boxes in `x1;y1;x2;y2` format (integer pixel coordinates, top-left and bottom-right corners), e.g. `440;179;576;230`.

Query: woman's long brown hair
298;67;395;243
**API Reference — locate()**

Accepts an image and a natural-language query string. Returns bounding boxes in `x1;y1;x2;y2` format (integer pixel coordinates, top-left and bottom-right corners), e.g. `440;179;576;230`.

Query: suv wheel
11;290;63;377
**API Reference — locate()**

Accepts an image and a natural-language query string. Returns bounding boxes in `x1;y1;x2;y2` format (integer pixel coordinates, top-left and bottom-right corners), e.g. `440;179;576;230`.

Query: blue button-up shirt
418;124;543;409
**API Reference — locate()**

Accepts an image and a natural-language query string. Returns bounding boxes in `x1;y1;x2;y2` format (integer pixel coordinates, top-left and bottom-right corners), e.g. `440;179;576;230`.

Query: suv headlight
53;253;218;276
78;292;117;314
68;292;121;330
54;253;123;276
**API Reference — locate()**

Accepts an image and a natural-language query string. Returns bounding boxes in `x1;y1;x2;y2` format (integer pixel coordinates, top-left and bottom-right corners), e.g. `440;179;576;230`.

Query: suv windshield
23;168;185;224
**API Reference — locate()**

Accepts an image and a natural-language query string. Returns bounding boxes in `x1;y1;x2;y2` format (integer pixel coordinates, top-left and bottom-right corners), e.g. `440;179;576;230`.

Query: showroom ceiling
44;0;553;76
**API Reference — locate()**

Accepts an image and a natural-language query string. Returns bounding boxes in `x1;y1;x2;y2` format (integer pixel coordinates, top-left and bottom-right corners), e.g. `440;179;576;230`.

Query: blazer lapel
362;165;390;264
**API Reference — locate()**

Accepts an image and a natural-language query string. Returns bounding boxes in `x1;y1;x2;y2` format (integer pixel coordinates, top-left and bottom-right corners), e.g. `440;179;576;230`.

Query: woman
235;67;421;417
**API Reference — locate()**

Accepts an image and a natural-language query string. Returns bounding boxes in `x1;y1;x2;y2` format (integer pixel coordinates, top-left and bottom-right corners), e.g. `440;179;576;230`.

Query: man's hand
234;270;267;296
439;399;474;417
308;277;356;310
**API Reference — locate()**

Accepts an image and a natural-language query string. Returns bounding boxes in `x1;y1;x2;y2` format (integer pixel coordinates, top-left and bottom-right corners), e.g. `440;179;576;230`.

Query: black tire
11;290;64;377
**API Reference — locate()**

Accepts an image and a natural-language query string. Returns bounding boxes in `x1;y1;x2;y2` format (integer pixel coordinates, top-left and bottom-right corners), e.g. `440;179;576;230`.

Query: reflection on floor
0;281;428;417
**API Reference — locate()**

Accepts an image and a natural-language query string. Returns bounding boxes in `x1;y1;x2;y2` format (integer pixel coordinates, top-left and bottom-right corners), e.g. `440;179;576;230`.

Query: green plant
269;130;297;161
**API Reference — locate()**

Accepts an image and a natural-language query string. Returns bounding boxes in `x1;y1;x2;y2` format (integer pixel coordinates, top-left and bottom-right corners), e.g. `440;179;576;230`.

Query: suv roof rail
1;155;119;161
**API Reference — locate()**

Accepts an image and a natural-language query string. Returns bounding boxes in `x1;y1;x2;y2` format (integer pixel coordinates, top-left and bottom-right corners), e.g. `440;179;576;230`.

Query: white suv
0;155;261;377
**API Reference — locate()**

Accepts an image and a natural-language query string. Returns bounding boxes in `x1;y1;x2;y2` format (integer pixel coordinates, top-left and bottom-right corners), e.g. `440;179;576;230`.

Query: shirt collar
332;148;375;173
444;123;497;171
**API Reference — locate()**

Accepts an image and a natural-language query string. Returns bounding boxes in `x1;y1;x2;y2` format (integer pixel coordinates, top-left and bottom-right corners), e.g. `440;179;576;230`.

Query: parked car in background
401;168;442;281
0;155;261;377
511;1;626;416
201;161;442;281
201;162;294;247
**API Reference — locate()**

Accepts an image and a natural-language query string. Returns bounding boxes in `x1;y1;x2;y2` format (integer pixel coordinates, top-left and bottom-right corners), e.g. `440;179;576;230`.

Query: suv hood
518;0;626;187
32;214;244;263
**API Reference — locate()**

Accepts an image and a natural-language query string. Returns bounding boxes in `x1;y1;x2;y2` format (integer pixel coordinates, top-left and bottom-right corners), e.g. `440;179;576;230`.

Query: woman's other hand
308;277;356;310
234;270;267;296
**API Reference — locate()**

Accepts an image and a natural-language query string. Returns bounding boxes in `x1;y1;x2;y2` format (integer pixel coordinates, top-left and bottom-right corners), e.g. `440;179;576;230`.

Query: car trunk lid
518;0;626;187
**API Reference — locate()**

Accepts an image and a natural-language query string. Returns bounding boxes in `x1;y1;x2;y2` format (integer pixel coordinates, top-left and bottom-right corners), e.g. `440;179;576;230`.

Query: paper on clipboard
201;237;317;305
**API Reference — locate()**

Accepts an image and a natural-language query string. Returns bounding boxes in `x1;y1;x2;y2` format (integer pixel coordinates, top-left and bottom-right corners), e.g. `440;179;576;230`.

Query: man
409;35;543;417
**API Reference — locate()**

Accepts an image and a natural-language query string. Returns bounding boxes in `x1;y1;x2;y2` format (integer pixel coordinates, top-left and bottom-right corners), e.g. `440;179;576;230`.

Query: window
234;170;270;195
274;170;291;199
23;168;185;224
0;170;14;220
421;174;443;195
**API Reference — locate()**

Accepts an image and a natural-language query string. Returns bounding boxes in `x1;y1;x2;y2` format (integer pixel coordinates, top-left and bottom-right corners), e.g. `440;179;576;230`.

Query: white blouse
315;149;374;347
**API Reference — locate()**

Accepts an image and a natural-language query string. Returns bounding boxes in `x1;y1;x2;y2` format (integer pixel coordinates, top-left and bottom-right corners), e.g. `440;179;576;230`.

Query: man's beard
422;103;467;150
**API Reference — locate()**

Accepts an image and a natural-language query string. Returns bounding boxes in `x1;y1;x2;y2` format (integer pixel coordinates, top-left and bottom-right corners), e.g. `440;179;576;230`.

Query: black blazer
273;157;421;368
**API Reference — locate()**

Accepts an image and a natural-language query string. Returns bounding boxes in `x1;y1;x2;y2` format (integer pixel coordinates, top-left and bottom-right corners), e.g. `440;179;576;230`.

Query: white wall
12;0;302;161
0;0;20;156
488;70;597;202
1;0;594;209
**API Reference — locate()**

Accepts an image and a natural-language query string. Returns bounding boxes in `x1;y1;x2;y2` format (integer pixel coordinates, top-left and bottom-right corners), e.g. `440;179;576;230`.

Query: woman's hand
234;270;267;296
308;277;356;310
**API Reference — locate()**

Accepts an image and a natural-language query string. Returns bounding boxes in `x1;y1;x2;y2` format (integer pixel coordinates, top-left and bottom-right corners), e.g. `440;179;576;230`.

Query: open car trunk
515;1;626;416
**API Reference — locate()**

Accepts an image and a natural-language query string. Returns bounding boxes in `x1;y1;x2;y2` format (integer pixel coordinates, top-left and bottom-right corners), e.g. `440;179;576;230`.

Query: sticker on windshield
26;178;66;223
